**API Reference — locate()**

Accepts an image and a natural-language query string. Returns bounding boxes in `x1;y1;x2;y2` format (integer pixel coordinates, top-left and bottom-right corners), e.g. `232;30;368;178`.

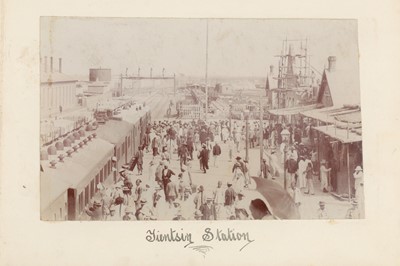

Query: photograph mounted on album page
1;0;400;265
40;17;364;222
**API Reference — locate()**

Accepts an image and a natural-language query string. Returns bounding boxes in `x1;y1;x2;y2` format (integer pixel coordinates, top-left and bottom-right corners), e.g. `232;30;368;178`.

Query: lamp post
259;98;264;173
229;100;233;137
281;128;290;190
244;109;250;161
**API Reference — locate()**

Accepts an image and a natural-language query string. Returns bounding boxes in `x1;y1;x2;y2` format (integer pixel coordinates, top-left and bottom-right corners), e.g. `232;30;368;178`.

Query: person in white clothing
213;181;225;219
297;156;307;189
353;166;364;200
320;160;331;193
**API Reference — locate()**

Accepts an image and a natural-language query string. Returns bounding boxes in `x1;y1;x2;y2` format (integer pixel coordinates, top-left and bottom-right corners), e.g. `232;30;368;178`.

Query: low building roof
40;72;78;84
324;69;361;106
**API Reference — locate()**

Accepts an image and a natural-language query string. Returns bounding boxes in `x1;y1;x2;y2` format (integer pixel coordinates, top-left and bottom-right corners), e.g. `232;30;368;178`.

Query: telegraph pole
173;73;176;98
204;19;209;121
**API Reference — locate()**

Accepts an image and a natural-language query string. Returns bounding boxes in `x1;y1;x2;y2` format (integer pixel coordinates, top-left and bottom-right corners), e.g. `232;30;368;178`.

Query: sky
40;17;359;79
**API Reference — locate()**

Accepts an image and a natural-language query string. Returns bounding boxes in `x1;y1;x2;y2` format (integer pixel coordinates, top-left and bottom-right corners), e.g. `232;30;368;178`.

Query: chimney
269;65;274;75
44;56;48;73
50;57;54;73
328;56;336;72
59;58;62;73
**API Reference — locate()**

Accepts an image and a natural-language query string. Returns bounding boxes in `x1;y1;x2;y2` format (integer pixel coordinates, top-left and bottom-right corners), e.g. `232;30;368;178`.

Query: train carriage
41;133;114;221
40;101;151;221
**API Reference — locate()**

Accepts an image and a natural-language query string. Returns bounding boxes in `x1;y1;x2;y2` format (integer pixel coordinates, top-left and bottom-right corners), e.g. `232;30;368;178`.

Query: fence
178;104;202;119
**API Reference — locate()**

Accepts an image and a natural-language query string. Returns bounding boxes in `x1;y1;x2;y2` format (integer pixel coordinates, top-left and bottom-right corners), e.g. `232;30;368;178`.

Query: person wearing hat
85;199;104;221
353;166;364;203
133;179;143;211
118;168;126;182
178;165;192;193
304;160;315;195
345;200;361;219
155;160;164;187
224;182;236;215
165;176;179;206
212;141;222;168
123;206;136;221
194;210;203;220
135;146;144;175
178;142;190;169
198;144;209;174
137;199;157;221
297;156;307;189
162;164;175;197
193;185;206;210
259;158;270;179
320;159;332;193
226;137;234;162
199;197;216;220
234;191;250;220
232;156;245;173
213;181;225;219
106;204;121;221
151;134;160;158
317;201;328;219
233;129;241;152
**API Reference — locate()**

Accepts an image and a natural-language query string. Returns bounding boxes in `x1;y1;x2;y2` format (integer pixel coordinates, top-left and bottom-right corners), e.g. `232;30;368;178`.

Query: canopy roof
268;104;317;116
301;105;361;125
313;125;362;143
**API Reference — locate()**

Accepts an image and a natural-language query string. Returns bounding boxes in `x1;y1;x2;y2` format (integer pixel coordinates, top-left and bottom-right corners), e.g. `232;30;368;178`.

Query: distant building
40;57;78;114
89;68;111;82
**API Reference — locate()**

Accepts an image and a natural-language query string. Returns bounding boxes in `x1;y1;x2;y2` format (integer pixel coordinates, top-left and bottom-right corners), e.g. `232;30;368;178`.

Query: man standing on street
213;181;225;219
135;146;144;175
212;141;222;167
225;182;236;217
198;144;209;174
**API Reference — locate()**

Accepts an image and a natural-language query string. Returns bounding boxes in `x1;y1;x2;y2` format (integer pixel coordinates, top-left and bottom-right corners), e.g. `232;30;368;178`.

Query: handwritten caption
145;227;255;255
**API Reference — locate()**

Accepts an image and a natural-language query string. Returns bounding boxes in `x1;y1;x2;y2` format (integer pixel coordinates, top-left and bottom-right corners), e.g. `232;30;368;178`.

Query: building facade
40;57;78;115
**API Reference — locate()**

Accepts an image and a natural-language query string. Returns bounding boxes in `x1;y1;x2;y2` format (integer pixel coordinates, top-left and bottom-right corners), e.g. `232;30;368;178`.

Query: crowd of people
85;119;276;221
84;118;364;220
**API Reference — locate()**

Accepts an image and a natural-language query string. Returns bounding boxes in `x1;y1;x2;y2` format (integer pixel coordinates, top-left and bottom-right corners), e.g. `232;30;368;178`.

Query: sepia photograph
40;17;363;221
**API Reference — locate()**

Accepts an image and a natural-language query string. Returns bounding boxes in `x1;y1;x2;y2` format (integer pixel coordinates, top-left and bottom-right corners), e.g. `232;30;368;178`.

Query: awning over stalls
268;104;317;116
313;124;362;144
301;105;361;124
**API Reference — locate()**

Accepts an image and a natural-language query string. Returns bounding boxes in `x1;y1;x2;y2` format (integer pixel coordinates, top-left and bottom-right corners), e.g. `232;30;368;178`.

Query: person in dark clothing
200;129;208;145
232;156;245;173
200;197;217;220
186;137;194;160
260;158;270;179
224;182;236;215
162;164;175;198
198;145;209;173
178;143;189;169
212;142;222;167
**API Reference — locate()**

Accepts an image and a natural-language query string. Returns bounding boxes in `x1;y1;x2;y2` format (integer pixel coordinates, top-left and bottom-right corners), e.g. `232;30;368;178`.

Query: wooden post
260;99;264;173
347;143;351;202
